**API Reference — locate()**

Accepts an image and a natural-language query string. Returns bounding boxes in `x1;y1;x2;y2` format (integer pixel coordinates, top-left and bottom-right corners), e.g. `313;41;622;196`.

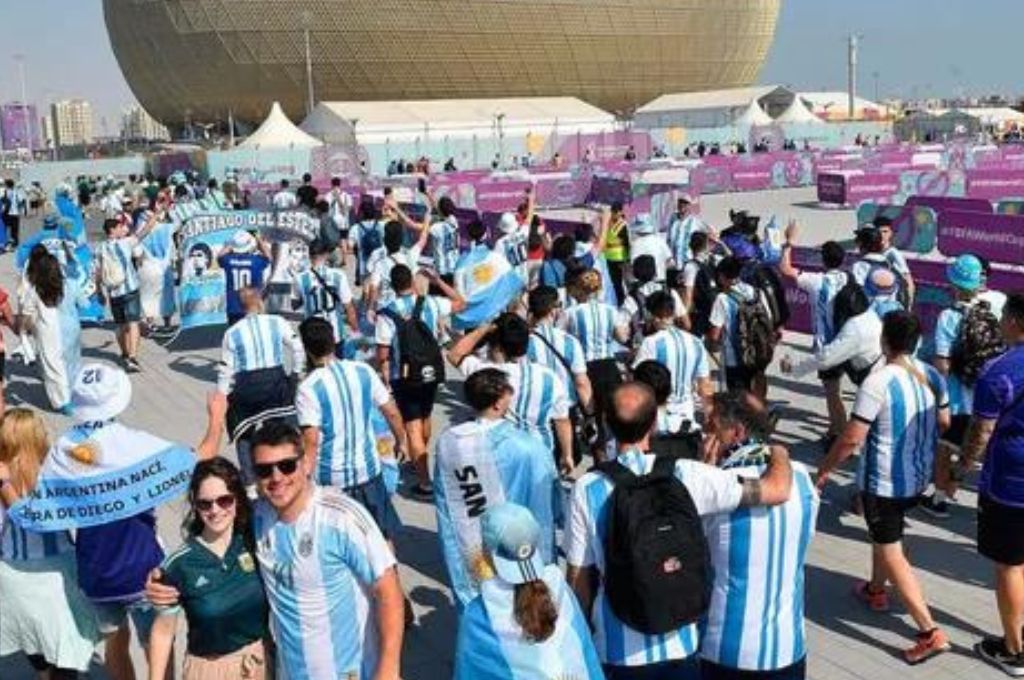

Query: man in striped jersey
779;223;854;445
218;287;305;483
633;290;712;426
376;264;466;499
448;313;574;475
707;255;774;396
564;382;793;680
291;239;358;353
700;391;819;680
666;197;705;266
818;310;952;665
296;317;407;539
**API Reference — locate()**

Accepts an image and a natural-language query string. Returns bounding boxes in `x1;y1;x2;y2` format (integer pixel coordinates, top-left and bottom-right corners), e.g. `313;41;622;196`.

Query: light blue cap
481;503;545;585
946;254;984;292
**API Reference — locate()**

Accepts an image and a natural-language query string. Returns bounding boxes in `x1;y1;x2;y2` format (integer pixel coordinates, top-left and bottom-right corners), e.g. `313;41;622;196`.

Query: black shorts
110;290;142;324
0;351;6;384
701;657;806;680
725;365;756;391
940;414;971;448
862;493;920;544
346;474;402;540
818;364;844;382
392;380;438;421
978;495;1024;566
338;228;350;241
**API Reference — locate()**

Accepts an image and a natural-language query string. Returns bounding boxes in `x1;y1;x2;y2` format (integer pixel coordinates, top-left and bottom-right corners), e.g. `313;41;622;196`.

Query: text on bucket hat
71;363;133;422
946;254;983;292
481;503;546;586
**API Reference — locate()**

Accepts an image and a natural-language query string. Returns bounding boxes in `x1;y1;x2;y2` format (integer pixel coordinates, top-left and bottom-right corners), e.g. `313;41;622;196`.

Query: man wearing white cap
217;230;272;326
628;213;672;285
495;211;530;283
46;363;226;680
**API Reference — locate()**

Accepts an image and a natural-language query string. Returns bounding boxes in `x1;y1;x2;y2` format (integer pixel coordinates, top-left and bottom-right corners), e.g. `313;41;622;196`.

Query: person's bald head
239;287;264;314
607;382;658;446
865;267;897;300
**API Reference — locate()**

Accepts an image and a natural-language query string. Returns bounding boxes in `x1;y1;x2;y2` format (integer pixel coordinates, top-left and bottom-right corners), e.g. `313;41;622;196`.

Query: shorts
817;364;844;382
93;598;157;647
392;380;438;421
861;493;920;544
0;350;6;384
978;495;1024;566
183;639;267;680
701;658;806;680
109;290;142;325
940;414;971;448
725;365;756;391
604;656;700;680
345;474;402;540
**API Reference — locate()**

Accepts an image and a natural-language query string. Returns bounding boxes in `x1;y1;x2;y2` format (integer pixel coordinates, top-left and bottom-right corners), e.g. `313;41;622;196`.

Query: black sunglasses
254;456;303;480
195;494;236;513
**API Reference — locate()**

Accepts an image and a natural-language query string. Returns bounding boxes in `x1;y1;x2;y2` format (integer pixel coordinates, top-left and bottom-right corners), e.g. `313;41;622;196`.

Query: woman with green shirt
148;458;270;680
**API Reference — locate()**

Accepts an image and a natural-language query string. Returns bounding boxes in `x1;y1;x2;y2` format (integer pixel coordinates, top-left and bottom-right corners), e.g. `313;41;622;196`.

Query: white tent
732;100;774;127
775;98;824;125
239;101;322;149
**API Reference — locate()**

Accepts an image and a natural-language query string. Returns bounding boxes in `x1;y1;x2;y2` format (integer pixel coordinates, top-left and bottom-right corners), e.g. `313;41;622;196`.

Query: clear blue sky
0;0;1021;130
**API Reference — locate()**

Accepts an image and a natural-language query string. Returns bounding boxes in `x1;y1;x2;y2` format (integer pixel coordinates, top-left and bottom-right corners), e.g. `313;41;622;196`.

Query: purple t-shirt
973;345;1024;507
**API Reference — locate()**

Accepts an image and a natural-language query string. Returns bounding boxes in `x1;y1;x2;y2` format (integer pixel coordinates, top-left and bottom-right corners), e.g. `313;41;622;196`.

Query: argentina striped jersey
295;360;393;488
852;360;948;498
0;504;74;562
375;293;452;382
292;265;354;343
564;300;626;361
634;327;710;421
796;270;849;348
700;456;819;671
218;313;304;394
527;322;587;405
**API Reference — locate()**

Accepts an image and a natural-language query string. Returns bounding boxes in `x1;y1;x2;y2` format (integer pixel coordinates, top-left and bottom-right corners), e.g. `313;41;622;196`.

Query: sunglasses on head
254;455;303;480
195;494;236;513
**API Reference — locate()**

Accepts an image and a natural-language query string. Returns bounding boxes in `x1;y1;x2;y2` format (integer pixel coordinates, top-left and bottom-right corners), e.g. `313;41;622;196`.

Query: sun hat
230;230;257;253
497;212;519;234
71;363;132;422
946;254;984;292
481;503;546;585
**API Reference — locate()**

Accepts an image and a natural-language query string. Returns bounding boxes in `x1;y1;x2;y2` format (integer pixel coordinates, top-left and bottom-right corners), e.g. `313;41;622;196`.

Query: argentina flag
454;565;605;680
9;422;196;532
452;245;525;330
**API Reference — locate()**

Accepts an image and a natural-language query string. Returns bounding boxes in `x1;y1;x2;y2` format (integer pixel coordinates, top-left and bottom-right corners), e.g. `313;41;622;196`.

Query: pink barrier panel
474;180;534;212
965;169;1024;201
845;173;903;204
937;209;1024;263
532;174;592;208
905;195;992;214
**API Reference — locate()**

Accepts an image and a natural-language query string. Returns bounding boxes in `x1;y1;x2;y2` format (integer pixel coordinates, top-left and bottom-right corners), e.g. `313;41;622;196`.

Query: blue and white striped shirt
253;488;396;680
666;214;706;265
291;265;354;344
218;313;304;394
295;360;393;488
852;360;949;498
429;216;460;276
564;447;744;667
375;294;453;382
709;282;765;368
796;270;849;349
634;327;710;422
100;237;142;297
527;322;587;405
700;452;819;672
564;300;626;362
0;504;74;562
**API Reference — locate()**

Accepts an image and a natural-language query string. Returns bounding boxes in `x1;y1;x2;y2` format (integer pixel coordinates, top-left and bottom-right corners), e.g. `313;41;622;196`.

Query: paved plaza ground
0;186;1006;679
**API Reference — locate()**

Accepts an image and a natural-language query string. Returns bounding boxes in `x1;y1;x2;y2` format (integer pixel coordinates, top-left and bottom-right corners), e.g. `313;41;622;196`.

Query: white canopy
775;98;824;125
239;102;322;149
732;100;773;127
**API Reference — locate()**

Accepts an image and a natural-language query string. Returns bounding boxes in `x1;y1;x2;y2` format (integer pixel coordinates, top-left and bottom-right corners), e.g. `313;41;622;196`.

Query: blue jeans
604;657;701;680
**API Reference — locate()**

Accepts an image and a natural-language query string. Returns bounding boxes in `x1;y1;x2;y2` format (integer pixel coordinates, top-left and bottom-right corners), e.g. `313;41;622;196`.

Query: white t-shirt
272;190;298;210
709;282;768;367
367;246;423;310
630;234;673;283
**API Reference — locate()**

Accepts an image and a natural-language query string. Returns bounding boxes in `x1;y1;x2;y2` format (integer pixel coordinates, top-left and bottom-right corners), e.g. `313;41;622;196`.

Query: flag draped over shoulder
454;565;605;680
9;422;196;532
452;246;524;330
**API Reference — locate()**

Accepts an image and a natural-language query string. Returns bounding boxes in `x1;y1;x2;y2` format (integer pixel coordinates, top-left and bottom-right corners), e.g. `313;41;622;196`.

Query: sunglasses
254;456;303;480
195;494;236;513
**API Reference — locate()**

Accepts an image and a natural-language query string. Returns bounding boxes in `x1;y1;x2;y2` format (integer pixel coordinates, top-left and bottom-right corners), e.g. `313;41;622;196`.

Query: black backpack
686;259;717;337
730;289;777;372
950;300;1006;385
596;455;711;634
830;272;869;336
650;424;702;461
742;262;789;329
380;297;445;386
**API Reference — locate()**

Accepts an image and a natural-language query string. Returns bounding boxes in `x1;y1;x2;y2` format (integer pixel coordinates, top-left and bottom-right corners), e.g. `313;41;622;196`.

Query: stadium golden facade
104;0;781;126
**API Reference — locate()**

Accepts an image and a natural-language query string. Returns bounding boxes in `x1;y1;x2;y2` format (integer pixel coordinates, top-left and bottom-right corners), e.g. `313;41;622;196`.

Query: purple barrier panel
533;174;592;209
937;209;1024;264
905;195;992;214
556;131;654;164
474;180;534;212
901;169;966;200
588;175;633;205
691;162;734;194
816;173;848;204
846;173;902;204
966;169;1024;201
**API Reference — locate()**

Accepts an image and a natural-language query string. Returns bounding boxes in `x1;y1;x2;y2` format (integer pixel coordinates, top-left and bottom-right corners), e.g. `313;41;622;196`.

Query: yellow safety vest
604;219;629;262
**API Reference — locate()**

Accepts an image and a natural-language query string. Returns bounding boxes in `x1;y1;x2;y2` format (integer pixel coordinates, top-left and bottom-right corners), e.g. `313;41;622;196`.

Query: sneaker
125;357;142;373
852;580;890;612
903;628;951;665
919;494;951;519
976;636;1024;677
409;482;434;501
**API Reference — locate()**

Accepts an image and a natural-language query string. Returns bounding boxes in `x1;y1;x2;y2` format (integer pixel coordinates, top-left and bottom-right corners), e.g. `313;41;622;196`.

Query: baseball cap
946;254;983;292
497;212;519;234
481;503;546;585
230;230;257;253
71;363;132;422
631;213;655;235
864;267;898;299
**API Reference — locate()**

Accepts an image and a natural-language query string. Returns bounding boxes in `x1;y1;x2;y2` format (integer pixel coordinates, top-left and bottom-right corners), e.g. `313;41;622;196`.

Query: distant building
121;104;170;141
51;99;94;147
41;115;55;149
1;102;41;151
